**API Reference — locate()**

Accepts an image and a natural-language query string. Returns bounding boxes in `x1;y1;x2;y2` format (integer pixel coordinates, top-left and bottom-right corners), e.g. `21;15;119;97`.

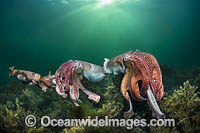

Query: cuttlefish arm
130;63;146;101
56;86;68;98
39;72;56;92
146;86;165;118
70;72;82;106
69;85;80;106
76;75;100;103
120;63;134;118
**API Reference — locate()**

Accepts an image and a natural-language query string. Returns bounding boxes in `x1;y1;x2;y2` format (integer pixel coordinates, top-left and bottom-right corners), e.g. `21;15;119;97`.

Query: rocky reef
0;65;200;132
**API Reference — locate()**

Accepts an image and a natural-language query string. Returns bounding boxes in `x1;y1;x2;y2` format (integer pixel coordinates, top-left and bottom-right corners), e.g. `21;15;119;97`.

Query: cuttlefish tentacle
148;54;164;101
155;84;164;101
68;66;81;106
120;62;134;118
55;63;74;98
72;72;82;103
56;86;68;98
69;85;80;106
128;53;150;97
76;76;100;103
64;64;74;92
146;86;165;118
55;69;66;94
72;76;79;99
130;62;146;101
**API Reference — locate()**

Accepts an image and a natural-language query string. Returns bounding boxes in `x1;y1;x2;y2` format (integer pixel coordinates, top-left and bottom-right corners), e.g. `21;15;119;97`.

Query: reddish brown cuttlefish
104;50;165;118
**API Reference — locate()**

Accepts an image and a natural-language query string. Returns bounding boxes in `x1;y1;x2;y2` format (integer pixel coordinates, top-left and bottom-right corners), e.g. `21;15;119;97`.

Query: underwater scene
0;0;200;132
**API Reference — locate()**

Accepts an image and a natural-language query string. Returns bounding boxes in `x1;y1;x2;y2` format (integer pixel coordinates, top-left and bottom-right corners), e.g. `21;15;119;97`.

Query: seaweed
0;65;200;132
152;81;200;132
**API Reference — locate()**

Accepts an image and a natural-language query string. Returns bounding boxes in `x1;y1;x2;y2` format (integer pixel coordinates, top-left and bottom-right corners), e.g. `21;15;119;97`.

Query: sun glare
98;0;113;6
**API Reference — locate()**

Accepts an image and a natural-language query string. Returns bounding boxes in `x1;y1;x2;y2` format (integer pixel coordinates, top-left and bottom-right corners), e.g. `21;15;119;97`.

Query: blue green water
0;0;200;85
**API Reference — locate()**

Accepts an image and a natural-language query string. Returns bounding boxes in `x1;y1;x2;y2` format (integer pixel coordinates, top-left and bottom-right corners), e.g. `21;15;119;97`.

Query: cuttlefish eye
116;61;125;73
75;63;83;73
33;73;41;81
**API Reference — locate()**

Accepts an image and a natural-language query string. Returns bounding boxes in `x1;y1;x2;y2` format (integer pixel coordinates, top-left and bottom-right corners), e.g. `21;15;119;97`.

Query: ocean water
0;0;200;85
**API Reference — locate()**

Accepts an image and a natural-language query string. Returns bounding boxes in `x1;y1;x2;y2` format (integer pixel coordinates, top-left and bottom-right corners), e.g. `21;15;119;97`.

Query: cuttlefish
104;50;165;118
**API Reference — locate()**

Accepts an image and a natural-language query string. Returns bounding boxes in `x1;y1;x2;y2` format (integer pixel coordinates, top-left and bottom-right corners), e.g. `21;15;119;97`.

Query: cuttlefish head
75;62;84;74
76;61;105;82
103;57;125;75
103;51;134;75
